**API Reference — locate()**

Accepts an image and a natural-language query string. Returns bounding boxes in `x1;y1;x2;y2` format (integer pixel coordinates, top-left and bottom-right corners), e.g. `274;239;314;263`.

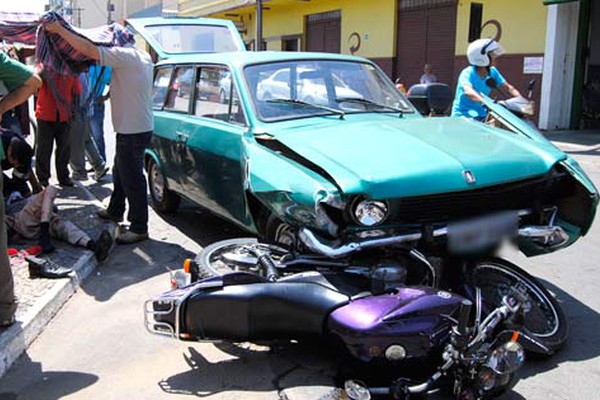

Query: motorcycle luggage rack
144;280;223;339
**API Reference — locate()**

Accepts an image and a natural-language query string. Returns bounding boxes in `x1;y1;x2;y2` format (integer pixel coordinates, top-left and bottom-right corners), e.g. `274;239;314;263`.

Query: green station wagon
134;19;597;257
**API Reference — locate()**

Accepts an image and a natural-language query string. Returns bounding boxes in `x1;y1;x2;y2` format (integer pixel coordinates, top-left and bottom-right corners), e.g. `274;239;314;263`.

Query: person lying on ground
5;185;113;261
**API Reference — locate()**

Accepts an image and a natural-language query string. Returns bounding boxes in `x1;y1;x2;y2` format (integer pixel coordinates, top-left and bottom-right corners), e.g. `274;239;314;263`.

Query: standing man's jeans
0;171;17;323
36;120;71;185
89;102;106;161
107;132;152;234
69;114;105;176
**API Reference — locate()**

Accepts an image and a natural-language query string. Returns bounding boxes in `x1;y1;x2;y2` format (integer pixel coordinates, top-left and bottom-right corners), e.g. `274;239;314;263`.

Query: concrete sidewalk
0;181;116;378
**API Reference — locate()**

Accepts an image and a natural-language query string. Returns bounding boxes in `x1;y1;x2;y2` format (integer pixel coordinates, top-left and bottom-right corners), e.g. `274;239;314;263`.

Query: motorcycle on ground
145;231;567;399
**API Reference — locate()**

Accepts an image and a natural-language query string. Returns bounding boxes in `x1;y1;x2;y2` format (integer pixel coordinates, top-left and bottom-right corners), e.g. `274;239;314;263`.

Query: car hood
265;116;566;198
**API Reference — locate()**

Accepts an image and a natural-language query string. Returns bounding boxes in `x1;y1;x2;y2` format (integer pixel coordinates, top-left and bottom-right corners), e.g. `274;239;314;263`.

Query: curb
0;252;97;378
0;182;110;379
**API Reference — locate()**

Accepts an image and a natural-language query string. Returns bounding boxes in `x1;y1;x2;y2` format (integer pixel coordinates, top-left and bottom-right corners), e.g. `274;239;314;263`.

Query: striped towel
1;11;135;75
0;12;40;45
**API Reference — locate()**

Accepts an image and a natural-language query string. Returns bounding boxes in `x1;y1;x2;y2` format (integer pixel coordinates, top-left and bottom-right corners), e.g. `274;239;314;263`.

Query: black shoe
94;230;114;262
59;179;74;187
26;255;72;279
0;315;15;328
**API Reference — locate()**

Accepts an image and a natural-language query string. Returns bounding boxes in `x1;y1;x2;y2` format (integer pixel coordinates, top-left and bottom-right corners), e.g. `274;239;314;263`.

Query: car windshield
145;24;242;54
244;60;414;121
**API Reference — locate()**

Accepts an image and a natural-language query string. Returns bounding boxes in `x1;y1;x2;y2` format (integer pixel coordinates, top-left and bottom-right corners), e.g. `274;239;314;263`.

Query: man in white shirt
44;21;153;244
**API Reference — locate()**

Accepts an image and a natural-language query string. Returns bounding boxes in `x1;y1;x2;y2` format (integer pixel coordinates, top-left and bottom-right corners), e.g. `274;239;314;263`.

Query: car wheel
148;157;181;213
265;214;297;247
219;89;227;104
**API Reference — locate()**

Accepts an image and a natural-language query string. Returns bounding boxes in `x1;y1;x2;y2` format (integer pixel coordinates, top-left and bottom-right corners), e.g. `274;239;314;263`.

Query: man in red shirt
35;71;80;186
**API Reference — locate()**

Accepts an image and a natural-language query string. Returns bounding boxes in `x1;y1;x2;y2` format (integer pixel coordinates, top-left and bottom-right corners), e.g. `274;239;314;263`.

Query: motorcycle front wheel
196;238;291;278
465;258;568;355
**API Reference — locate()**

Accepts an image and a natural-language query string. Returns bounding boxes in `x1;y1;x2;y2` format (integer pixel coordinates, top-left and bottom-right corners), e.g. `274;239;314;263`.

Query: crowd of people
0;14;153;328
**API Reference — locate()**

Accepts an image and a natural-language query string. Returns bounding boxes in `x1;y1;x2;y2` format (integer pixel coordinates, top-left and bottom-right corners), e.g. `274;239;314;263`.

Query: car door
177;64;250;225
151;64;195;194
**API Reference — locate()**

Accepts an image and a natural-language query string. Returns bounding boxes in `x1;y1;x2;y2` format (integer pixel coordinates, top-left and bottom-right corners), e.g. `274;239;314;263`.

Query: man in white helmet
451;38;521;120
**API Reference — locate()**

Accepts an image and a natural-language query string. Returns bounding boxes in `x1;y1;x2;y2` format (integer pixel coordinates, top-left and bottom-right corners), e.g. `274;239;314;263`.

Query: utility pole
107;0;114;24
256;0;263;51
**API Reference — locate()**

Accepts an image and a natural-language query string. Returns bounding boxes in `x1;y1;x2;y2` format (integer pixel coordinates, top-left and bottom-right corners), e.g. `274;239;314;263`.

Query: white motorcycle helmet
467;38;505;67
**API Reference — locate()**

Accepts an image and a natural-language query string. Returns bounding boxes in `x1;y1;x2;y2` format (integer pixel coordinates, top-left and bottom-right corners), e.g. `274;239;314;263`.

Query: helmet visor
488;43;505;59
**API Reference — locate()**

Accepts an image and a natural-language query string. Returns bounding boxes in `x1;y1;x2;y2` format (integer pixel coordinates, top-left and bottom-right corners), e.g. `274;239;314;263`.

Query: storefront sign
524;57;544;74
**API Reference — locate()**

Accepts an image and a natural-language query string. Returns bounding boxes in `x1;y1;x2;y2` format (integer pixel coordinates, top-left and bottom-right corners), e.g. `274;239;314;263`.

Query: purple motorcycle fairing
327;287;465;363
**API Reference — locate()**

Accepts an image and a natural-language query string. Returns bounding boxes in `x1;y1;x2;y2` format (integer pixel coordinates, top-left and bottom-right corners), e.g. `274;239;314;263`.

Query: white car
256;67;362;104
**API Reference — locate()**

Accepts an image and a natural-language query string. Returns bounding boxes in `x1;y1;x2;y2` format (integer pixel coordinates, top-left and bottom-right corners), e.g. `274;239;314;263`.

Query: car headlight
353;200;389;226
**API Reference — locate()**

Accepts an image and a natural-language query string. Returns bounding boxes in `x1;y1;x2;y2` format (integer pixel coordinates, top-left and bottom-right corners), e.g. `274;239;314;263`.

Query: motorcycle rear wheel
465;258;568;355
196;238;291;278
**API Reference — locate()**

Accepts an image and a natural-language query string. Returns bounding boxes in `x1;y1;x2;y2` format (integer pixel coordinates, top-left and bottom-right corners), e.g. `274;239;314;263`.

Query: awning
543;0;578;5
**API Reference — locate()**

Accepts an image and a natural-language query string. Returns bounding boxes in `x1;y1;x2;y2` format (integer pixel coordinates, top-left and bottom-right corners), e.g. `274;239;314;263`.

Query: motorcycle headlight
486;341;525;375
353;200;389;226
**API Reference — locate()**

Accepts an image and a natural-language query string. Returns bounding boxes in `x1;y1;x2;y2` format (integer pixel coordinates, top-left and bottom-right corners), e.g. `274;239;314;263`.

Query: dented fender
243;138;344;236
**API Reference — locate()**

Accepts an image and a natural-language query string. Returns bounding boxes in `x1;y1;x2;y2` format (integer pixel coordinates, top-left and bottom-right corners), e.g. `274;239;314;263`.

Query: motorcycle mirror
486;341;525;375
485;77;498;89
344;380;372;400
527;79;536;91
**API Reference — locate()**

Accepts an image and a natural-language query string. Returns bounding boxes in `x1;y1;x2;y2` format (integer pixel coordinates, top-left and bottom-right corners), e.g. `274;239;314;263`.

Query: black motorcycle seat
183;279;350;341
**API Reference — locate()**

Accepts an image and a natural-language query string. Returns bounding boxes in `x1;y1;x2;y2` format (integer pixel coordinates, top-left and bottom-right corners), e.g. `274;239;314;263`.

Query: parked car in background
256;67;362;103
139;31;596;258
218;70;232;104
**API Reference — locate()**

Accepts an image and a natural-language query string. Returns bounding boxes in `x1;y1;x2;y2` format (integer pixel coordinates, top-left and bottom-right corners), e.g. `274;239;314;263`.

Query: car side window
152;67;173;109
195;66;246;126
164;66;194;113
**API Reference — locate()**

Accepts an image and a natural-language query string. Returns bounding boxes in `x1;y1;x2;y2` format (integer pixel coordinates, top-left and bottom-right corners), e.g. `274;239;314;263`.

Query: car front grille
386;170;574;225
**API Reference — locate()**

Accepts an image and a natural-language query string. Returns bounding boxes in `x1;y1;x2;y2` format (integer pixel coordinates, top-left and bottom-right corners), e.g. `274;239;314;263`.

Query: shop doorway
395;0;457;88
305;10;341;53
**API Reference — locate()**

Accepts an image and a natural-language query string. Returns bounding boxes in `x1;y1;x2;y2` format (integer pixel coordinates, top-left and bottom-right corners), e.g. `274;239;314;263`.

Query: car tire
148;157;181;214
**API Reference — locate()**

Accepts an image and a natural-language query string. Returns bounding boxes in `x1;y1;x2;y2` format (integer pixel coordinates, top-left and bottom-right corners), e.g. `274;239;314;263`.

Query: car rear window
145;24;242;54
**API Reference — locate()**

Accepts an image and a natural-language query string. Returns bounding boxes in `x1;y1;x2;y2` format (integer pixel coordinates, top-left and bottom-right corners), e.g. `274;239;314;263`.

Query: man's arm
43;21;100;61
500;81;522;98
0;74;41;122
462;83;485;104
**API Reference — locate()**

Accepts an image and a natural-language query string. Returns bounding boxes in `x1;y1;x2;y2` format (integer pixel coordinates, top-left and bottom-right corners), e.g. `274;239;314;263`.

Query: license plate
447;211;519;254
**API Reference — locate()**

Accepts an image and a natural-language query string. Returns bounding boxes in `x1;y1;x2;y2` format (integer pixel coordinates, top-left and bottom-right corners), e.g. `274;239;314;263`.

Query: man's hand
43;21;63;34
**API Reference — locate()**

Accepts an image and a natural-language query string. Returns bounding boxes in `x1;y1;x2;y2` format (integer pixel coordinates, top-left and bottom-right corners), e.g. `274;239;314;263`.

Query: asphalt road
0;127;599;399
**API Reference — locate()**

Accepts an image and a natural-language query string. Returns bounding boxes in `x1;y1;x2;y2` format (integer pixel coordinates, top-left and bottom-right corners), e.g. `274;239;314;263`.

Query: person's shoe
71;171;88;181
0;315;15;328
93;230;114;262
97;209;123;223
93;167;110;182
26;255;72;279
59;179;74;187
116;229;149;244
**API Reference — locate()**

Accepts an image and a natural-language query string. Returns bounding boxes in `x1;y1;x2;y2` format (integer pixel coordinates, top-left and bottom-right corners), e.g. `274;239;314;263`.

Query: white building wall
539;2;580;130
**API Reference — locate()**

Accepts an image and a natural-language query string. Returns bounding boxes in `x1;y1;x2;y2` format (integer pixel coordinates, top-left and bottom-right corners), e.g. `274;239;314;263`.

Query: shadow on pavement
0;354;97;400
79;238;196;302
158;201;248;248
544;130;600;157
516;278;600;381
157;346;276;397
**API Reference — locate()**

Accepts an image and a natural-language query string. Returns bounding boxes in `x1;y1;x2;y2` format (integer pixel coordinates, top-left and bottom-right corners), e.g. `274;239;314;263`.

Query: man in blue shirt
88;65;111;161
451;38;521;120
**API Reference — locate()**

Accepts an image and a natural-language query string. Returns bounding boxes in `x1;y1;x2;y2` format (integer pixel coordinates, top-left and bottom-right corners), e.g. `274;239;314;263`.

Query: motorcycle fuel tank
327;287;464;363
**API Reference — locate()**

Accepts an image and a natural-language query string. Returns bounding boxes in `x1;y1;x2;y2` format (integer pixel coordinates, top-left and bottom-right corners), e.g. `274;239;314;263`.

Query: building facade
176;1;600;130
